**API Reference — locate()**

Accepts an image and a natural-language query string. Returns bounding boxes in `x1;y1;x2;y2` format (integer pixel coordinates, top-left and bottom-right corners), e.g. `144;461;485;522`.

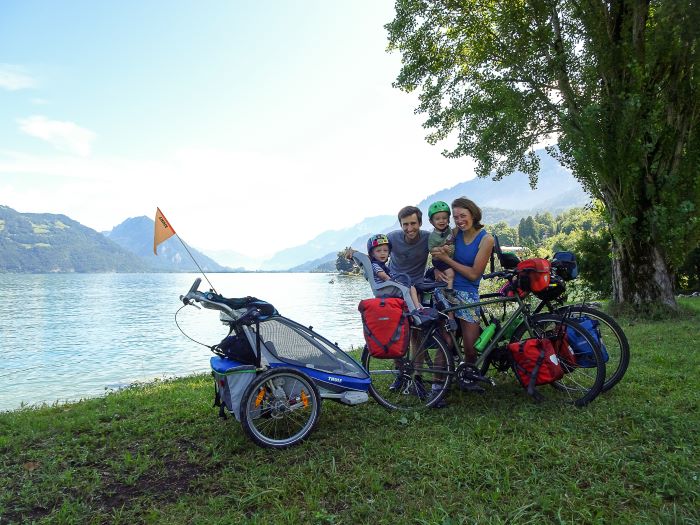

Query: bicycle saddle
413;279;447;293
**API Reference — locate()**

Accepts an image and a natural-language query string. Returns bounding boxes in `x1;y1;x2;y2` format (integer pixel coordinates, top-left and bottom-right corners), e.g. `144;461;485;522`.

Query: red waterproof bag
550;332;576;370
358;298;410;359
508;338;564;392
515;258;551;293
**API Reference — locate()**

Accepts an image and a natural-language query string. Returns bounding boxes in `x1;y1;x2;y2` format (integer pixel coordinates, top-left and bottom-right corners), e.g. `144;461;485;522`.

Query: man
347;205;444;404
386;205;430;285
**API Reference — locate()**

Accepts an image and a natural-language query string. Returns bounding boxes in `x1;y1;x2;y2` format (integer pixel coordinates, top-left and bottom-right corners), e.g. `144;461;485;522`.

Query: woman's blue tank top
453;229;487;293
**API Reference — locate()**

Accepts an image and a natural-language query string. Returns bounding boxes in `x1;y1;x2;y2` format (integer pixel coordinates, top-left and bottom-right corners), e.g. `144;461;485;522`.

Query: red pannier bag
515;258;551;293
358;297;410;359
549;331;577;371
508;338;564;394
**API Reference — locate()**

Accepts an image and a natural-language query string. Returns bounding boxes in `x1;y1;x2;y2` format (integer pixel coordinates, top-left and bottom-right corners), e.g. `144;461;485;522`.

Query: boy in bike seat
367;234;422;309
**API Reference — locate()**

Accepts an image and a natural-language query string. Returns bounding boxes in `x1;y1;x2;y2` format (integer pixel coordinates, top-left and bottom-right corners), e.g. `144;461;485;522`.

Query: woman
431;197;494;365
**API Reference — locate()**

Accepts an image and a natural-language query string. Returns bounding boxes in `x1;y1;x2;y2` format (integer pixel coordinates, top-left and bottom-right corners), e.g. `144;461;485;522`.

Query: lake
0;272;369;412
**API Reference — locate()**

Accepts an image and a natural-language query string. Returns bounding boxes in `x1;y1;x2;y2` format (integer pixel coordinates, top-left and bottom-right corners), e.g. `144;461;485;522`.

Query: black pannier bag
212;332;257;365
552;251;579;281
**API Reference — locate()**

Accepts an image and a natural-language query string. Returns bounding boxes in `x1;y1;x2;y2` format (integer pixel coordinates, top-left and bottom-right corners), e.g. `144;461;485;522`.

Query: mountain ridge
0;205;149;273
262;154;589;271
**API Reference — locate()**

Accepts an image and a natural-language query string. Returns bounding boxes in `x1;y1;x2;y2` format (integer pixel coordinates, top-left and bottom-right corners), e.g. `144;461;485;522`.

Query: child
427;201;459;303
367;233;422;309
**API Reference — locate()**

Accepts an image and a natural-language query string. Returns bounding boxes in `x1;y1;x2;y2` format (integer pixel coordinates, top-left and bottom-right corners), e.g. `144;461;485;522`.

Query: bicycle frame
415;293;534;375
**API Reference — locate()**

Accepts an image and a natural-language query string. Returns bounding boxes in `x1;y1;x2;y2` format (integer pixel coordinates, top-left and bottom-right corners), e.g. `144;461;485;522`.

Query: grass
1;300;699;524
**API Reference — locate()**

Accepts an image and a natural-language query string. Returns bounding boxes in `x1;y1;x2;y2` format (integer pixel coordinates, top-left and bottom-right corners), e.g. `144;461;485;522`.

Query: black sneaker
457;379;486;394
429;389;448;408
389;375;407;392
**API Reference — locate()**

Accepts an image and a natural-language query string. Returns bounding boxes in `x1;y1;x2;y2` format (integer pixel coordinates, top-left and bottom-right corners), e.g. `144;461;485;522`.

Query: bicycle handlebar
180;279;273;326
180;277;202;305
482;270;515;281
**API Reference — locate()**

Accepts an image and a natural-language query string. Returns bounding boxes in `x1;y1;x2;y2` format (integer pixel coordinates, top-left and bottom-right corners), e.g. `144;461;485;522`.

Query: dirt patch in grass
99;456;204;511
4;453;217;523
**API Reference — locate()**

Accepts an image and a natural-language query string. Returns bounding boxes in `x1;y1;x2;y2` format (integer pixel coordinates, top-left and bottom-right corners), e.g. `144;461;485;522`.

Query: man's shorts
435;289;481;323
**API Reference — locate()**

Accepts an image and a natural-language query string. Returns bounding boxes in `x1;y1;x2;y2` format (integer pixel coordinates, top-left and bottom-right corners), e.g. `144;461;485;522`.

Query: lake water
0;272;369;412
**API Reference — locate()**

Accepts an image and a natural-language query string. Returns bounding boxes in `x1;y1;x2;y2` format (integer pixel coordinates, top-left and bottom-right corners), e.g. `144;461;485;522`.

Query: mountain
0;205;148;273
202;249;262;272
288;252;338;272
104;216;230;272
259;214;394;271
418;154;586;212
277;154;590;271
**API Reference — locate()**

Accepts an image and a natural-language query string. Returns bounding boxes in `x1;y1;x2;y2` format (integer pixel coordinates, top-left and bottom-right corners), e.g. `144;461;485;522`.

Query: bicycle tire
554;305;630;393
510;314;605;406
239;367;321;449
362;332;454;410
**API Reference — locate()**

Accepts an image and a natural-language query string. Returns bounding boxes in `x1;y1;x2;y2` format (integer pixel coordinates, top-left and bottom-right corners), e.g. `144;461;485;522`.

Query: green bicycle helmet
428;201;451;220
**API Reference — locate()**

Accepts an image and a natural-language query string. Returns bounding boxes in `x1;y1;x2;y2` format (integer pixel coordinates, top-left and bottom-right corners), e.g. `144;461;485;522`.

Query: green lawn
1;300;698;524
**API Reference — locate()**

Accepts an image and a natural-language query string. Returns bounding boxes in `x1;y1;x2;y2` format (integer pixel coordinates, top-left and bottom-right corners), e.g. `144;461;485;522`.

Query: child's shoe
442;289;461;305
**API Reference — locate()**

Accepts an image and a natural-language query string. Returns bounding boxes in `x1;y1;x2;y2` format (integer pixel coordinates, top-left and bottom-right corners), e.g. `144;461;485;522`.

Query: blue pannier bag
566;316;609;367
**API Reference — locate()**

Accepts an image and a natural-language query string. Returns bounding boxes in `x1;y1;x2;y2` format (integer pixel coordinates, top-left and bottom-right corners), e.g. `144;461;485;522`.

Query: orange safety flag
153;207;176;254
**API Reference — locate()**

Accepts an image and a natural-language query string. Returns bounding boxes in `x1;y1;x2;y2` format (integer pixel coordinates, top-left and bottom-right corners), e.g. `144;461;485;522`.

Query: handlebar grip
188;278;202;295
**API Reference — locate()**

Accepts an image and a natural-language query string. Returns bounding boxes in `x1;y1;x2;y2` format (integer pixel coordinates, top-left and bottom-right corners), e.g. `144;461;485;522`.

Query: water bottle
474;322;497;352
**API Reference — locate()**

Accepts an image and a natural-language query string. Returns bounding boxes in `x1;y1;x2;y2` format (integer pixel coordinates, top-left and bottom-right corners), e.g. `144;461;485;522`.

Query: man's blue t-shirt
387;229;430;285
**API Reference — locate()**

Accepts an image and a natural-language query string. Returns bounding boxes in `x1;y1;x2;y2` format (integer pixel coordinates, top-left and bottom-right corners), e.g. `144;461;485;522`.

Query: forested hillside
0;206;147;273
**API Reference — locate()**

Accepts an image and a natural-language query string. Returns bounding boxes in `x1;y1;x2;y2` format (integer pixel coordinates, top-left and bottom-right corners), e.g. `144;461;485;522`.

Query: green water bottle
474;322;497;352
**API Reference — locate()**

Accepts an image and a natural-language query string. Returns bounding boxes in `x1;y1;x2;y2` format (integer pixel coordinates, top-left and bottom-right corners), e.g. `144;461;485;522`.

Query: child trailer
179;278;371;449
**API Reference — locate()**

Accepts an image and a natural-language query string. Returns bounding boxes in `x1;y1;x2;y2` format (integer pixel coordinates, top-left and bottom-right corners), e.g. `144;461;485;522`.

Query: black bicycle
361;267;607;409
488;242;630;393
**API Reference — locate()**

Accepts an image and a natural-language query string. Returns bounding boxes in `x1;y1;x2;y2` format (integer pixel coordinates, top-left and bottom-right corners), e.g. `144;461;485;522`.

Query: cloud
17;116;96;156
0;64;36;90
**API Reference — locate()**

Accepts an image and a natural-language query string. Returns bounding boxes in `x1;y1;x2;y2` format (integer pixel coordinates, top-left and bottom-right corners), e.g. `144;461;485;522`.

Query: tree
387;0;700;313
518;216;539;244
489;221;519;246
335;249;356;273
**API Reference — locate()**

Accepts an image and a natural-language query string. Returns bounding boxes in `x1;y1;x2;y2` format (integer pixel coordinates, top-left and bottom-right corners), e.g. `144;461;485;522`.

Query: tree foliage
387;0;700;313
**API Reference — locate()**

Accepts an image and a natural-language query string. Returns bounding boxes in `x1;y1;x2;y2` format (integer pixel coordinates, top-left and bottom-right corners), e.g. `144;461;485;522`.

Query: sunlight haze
0;1;476;259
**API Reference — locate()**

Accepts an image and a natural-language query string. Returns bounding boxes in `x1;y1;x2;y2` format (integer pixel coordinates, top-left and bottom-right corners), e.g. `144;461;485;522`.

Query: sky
0;1;477;259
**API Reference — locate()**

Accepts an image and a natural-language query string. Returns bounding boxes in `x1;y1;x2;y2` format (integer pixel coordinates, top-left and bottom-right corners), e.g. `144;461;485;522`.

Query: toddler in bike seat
367;234;422;309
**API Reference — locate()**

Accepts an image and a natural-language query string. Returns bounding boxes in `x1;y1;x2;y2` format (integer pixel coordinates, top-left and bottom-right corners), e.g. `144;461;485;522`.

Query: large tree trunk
611;236;678;312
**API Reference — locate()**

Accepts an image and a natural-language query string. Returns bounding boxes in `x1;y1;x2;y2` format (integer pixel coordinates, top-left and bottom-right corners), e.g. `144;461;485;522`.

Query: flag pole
173;233;218;294
154;207;218;294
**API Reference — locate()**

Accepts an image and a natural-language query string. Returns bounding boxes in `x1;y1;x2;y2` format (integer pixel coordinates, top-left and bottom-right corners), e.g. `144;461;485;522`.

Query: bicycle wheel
510;314;605;406
240;367;321;449
555;305;630;393
362;331;453;410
